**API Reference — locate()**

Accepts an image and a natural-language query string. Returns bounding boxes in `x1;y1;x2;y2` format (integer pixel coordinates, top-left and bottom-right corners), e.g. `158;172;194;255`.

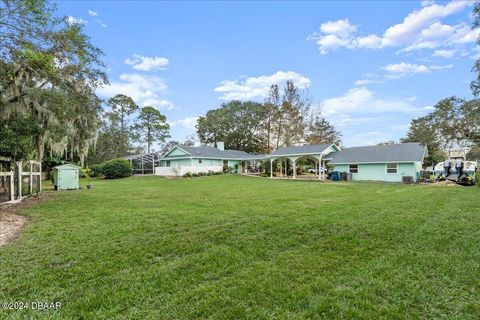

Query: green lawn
1;175;479;319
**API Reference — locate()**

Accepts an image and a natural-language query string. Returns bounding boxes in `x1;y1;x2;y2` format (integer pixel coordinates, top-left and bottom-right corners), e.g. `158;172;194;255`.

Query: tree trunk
35;134;44;163
147;125;151;153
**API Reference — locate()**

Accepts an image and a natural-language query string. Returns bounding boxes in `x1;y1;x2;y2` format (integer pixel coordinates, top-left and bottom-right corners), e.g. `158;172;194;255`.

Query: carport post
318;155;322;180
293;159;297;179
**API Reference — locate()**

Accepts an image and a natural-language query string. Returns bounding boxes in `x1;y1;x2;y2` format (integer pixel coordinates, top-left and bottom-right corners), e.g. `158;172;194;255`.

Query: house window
348;164;359;174
198;159;202;164
166;160;170;167
386;163;398;174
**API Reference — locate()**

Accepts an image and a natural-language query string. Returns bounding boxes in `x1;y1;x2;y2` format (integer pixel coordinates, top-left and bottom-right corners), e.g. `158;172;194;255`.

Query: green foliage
402;97;480;166
106;94;139;156
89;164;104;177
0;114;40;161
477;167;480;187
79;167;92;178
305;111;342;145
102;159;132;179
183;172;192;178
196;81;323;153
471;2;480;96
0;0;108;165
467;145;480;160
132;106;170;153
197;100;268;153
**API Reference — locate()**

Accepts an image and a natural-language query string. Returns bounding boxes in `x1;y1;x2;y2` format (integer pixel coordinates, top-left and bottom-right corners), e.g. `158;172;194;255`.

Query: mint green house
329;143;427;182
156;143;266;176
150;141;427;183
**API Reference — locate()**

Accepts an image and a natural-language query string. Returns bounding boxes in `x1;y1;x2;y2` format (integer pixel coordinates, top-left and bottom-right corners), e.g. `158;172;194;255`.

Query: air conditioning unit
402;176;414;184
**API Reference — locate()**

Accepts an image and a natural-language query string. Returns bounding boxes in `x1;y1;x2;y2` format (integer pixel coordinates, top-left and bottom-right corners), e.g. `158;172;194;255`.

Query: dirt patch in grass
0;194;49;247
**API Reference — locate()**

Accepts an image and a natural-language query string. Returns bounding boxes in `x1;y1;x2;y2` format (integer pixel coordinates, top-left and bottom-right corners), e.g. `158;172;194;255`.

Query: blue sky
56;0;478;148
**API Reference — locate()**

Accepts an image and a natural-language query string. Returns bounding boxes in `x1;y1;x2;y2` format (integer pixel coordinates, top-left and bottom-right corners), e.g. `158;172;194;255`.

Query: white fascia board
162;146;192;157
331;161;417;165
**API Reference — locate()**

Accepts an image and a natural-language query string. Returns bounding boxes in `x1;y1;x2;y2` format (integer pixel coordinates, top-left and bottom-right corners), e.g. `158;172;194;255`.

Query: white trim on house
269;144;340;158
333;161;417;165
162;145;192;157
161;155;265;161
385;163;399;174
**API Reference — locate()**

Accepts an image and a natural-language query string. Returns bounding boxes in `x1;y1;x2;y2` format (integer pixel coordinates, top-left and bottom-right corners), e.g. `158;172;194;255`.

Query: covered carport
268;144;340;180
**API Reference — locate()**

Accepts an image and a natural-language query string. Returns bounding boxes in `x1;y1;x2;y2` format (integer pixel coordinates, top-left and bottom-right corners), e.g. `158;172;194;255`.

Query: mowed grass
0;175;479;319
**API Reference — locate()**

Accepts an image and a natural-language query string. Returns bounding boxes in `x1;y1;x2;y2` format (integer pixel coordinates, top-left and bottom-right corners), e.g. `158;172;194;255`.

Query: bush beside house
102;159;133;179
89;164;104;177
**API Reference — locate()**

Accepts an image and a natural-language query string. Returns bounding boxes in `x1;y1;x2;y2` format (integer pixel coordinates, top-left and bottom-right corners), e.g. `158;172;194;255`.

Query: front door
242;161;246;174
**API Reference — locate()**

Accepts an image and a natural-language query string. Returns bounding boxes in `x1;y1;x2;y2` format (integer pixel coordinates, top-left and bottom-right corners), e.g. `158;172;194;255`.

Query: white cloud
432;49;456;58
143;99;175;110
308;1;475;54
354;79;374;86
88;10;98;17
381;62;452;78
320;18;357;37
347;131;396;147
97;73;172;109
382;62;430;75
214;71;311;100
321;87;423;116
125;54;169;71
66;16;87;25
170;117;199;130
382;1;469;46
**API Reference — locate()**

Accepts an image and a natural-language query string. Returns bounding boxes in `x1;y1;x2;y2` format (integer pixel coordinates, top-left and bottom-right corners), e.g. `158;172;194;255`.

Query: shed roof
270;144;333;156
330;143;426;164
54;164;81;169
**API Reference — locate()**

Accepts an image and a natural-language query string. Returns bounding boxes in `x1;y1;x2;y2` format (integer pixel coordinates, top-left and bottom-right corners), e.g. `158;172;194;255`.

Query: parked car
308;167;326;173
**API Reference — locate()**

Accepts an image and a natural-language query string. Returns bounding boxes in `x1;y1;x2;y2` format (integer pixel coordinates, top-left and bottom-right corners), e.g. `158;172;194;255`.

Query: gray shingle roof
330;143;426;164
164;145;266;160
270;144;332;156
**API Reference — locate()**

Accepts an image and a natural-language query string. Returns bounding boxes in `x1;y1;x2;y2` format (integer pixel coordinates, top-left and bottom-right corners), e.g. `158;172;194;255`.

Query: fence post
29;161;33;195
9;172;14;201
39;162;42;192
17;160;22;200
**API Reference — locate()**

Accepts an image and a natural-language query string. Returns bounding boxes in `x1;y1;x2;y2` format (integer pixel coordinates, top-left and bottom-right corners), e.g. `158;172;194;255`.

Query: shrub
260;172;269;178
89;164;104;177
102;159;132;179
198;172;205;176
183;172;192;178
192;173;199;177
476;167;480;187
81;167;93;178
215;171;223;175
